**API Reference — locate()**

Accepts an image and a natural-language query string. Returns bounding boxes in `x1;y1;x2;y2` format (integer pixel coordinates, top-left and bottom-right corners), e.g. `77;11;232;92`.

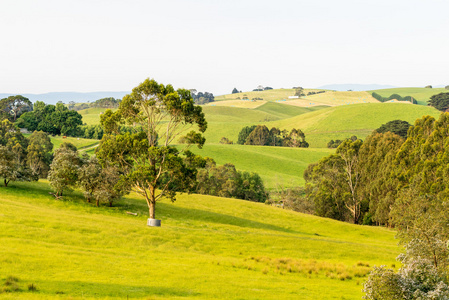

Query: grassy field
271;102;442;147
297;91;378;106
368;87;448;105
0;180;400;299
78;108;116;126
185;144;333;189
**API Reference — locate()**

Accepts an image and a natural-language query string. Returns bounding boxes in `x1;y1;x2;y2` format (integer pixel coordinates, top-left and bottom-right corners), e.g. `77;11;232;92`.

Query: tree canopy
428;92;449;111
375;120;411;139
0;95;33;122
96;78;207;222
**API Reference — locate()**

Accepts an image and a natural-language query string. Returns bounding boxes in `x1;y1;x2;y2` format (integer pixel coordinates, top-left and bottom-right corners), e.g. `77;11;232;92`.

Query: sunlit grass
369;87;448;105
0;180;399;299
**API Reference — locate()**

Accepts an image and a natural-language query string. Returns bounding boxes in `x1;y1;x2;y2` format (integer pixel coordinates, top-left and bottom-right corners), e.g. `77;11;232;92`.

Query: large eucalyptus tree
97;78;207;225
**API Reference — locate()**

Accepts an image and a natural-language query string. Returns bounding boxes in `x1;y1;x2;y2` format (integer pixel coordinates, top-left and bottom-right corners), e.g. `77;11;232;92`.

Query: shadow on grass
3;180;310;237
34;280;200;298
158;202;305;235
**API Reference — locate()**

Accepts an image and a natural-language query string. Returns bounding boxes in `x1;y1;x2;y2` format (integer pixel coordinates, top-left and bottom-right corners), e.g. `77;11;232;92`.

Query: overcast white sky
1;0;448;95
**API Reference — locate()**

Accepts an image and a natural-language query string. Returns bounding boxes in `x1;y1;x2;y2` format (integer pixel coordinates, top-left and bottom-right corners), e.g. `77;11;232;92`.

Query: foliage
237;125;257;144
294;87;305;97
425;85;433;88
91;97;121;108
0;120;32;186
78;155;103;203
96;78;207;220
17;101;83;136
357;132;404;225
192;91;214;105
304;154;350;221
219;137;233;144
0;95;33;122
363;258;449;299
232;87;239;94
371;92;417;104
27;130;53;178
327;135;360;149
245;125;271;146
375;119;411;139
238;125;309;148
47;143;82;197
79;124;104;139
428;92;449;111
195;160;268;202
78;155;125;206
305;139;368;223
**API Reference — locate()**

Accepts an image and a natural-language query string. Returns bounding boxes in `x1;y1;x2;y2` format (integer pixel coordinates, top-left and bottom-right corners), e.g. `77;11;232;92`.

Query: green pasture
272;102;442;147
0;180;400;299
301;91;378;106
185;144;334;189
369;87;448;105
78;108;116;126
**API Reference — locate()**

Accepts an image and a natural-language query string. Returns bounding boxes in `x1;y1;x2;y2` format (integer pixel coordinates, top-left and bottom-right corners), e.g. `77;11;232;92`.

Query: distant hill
317;84;396;91
0;91;129;104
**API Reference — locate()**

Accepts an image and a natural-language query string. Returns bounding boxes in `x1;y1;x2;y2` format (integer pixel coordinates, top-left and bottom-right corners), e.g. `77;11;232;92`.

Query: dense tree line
371;92;418;104
362;113;449;298
237;125;308;147
48;142;125;206
305;114;449;226
69;97;121;111
191;91;214;105
195;158;267;202
17;101;82;136
0;121;53;186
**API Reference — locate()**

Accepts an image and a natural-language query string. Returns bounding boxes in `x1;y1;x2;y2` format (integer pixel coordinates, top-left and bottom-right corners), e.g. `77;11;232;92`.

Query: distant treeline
191;91;214;105
69;97;121;111
237;125;309;148
372;92;417;104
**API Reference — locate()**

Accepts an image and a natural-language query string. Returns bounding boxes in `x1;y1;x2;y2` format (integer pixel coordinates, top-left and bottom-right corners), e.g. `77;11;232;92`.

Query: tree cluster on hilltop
428;92;449;111
190;90;214;105
371;92;417;104
68;97;121;111
237;125;308;148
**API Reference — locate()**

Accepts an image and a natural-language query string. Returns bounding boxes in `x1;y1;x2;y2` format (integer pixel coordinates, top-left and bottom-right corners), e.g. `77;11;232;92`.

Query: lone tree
97;78;207;223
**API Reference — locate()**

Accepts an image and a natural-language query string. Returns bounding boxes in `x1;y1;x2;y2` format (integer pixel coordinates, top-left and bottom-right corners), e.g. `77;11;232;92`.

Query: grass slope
300;91;378;106
272;103;441;147
254;102;325;119
0;180;399;299
78;108;116;126
369;87;449;105
186;144;334;189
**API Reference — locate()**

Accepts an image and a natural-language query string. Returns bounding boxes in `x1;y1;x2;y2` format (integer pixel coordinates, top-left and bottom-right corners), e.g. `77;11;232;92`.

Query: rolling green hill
0;180;399;299
271;103;441;147
368;87;448;105
186;144;333;189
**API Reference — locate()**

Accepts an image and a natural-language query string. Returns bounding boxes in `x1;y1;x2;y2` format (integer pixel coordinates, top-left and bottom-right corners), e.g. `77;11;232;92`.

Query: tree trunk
96;198;99;207
4;178;9;187
149;201;156;219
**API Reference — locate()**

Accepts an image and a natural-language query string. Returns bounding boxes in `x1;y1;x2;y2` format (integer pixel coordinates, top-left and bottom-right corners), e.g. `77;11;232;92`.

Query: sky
1;0;449;95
